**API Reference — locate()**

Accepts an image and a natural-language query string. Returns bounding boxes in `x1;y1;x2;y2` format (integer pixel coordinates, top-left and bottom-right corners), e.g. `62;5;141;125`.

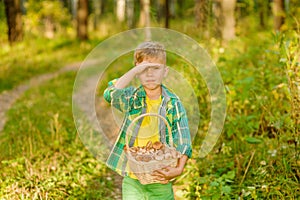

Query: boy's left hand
151;166;183;184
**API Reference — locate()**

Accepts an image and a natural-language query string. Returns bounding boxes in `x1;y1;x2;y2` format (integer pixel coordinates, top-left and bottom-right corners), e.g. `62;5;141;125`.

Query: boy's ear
163;66;169;77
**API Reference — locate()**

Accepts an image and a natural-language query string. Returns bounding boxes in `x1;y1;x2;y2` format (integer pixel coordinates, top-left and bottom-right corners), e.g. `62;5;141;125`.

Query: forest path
0;63;81;132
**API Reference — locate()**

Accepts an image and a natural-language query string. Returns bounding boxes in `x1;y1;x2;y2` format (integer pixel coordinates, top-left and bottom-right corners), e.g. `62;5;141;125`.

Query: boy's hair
134;41;166;64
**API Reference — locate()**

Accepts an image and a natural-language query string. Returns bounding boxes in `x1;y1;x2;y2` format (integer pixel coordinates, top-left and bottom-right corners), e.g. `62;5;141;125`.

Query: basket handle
126;113;173;147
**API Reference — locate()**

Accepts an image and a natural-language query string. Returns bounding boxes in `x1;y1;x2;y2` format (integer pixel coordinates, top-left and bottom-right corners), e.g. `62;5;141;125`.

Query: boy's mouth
146;80;156;83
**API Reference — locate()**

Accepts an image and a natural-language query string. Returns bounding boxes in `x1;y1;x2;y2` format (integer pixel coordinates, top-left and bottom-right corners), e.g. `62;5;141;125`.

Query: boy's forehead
142;57;165;64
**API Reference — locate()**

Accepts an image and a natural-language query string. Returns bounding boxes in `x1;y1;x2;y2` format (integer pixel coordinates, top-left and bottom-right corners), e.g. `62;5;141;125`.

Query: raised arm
115;62;161;89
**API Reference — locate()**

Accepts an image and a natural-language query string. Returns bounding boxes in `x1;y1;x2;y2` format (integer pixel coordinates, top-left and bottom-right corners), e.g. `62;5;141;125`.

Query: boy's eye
152;66;160;70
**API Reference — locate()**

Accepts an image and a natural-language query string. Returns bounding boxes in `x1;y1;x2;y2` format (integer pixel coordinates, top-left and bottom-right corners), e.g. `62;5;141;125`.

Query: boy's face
136;57;168;91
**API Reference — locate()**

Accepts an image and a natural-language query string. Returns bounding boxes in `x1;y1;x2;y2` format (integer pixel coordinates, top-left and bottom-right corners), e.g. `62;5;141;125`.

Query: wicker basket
125;113;181;185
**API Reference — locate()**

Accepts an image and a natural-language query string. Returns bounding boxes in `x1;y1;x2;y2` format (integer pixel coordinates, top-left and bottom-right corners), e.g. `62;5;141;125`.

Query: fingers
151;173;169;184
151;170;165;177
161;166;171;172
136;62;163;67
159;180;169;184
152;169;167;176
135;62;164;69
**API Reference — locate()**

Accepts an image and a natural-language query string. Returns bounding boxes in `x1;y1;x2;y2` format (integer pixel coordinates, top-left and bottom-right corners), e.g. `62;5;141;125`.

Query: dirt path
0;62;122;199
0;63;81;133
72;73;123;199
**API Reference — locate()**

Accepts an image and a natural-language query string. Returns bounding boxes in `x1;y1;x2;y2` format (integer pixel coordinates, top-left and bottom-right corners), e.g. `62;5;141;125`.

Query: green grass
0;12;299;199
0;37;101;93
177;28;300;199
0;72;117;199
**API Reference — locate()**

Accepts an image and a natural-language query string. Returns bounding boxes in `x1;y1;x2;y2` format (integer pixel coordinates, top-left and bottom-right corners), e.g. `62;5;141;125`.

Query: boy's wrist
131;66;139;75
176;165;184;175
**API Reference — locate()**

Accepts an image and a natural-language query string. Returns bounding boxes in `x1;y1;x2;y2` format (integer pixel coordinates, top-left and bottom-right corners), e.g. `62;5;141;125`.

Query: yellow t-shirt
134;96;161;147
129;96;162;178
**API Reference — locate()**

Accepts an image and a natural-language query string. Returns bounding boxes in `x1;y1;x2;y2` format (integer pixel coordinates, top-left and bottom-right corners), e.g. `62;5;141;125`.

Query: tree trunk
273;0;285;31
126;0;135;28
44;16;55;39
213;0;222;39
194;0;208;29
93;0;102;30
116;0;126;22
77;0;88;40
139;0;150;27
257;0;268;28
156;0;165;22
220;0;236;42
4;0;23;44
177;0;184;18
169;0;176;18
139;0;151;40
72;0;78;20
165;0;169;28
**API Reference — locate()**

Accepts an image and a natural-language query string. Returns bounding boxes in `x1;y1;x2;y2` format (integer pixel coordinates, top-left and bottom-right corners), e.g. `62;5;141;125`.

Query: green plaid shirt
103;79;192;176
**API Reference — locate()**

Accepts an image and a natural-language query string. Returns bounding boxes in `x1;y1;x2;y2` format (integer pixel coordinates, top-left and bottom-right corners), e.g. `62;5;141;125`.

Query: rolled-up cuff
176;144;192;158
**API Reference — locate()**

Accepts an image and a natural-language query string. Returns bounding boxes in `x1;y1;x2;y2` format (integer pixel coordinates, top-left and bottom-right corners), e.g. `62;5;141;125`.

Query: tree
273;0;285;31
155;0;173;28
77;0;88;40
139;0;150;27
4;0;23;44
93;0;103;30
194;0;208;32
165;0;170;28
218;0;236;42
116;0;126;22
126;0;135;28
257;0;269;28
155;0;165;23
139;0;151;40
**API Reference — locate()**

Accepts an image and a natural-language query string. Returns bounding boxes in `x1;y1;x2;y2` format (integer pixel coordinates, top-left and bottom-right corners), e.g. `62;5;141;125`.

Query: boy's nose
146;67;154;75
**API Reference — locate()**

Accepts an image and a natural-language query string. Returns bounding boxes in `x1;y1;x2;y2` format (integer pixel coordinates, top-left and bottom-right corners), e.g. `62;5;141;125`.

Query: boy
103;41;192;200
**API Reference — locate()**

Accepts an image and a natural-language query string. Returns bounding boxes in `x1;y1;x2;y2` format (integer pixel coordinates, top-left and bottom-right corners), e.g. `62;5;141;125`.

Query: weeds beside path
0;62;123;199
0;62;81;132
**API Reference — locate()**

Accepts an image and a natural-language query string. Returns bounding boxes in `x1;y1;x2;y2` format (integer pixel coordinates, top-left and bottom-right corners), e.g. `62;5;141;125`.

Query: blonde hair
134;41;166;64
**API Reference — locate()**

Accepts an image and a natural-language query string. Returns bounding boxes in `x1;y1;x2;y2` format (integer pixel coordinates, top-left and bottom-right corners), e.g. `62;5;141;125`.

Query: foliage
175;21;300;199
0;1;300;199
24;0;72;37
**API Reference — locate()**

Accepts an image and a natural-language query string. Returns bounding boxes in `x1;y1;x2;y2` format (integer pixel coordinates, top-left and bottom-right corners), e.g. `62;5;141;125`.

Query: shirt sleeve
172;100;193;158
103;79;135;113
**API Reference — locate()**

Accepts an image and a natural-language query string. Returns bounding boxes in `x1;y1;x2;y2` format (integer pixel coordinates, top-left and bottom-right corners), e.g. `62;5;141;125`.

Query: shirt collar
135;84;178;100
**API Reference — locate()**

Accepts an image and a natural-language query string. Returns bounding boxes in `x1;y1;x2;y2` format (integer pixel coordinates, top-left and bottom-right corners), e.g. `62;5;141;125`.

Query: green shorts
122;176;174;200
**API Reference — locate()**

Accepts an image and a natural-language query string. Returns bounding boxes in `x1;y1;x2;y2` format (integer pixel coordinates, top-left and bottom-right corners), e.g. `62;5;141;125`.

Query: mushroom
154;154;164;161
149;148;155;154
164;152;172;160
153;141;163;150
146;141;153;150
135;155;143;161
142;155;152;162
156;149;163;156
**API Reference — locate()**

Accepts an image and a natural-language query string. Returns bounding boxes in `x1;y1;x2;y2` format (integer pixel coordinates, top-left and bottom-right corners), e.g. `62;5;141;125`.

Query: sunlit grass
0;10;299;199
0;72;117;199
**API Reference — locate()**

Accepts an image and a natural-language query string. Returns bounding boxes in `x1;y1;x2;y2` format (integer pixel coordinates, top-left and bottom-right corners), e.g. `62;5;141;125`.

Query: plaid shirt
103;79;192;176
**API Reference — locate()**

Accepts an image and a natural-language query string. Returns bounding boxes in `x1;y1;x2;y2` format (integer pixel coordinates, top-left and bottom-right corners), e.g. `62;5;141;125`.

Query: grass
178;27;300;199
0;12;299;199
0;36;101;93
0;72;117;199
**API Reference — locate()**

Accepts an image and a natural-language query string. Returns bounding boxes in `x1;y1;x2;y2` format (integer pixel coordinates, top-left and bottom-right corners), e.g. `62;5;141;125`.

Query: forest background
0;0;299;199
